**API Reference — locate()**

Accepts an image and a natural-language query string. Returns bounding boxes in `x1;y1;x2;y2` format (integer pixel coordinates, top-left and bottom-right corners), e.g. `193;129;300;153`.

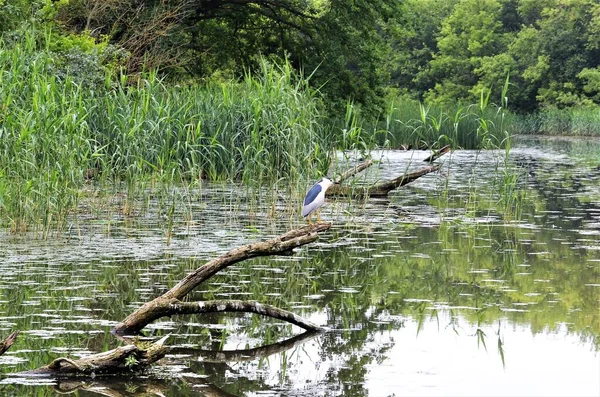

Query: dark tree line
1;0;599;112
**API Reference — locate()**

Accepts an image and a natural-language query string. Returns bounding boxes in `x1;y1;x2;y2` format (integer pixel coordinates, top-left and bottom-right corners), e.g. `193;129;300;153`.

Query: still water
0;136;599;396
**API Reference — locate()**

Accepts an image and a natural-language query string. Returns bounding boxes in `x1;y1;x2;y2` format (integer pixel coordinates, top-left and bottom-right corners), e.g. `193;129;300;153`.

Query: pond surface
1;136;599;396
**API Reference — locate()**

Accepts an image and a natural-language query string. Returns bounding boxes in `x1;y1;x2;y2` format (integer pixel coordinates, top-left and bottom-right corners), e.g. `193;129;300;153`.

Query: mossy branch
17;335;169;377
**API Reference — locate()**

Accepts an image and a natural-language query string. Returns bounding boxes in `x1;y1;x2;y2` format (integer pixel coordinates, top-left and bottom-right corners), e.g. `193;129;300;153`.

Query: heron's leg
316;210;322;223
307;213;313;224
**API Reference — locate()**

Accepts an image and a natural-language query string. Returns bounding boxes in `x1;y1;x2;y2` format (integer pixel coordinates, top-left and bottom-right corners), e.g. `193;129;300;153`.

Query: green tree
509;0;600;108
55;0;403;114
424;0;517;105
390;0;458;100
0;0;60;33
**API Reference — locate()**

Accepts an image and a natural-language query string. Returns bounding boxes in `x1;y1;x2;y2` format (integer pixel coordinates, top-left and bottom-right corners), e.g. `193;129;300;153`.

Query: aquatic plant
375;86;517;150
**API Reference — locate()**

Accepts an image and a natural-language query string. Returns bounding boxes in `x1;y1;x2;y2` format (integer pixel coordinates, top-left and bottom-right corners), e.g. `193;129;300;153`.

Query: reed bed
0;30;332;233
375;93;515;150
512;107;600;136
0;29;521;234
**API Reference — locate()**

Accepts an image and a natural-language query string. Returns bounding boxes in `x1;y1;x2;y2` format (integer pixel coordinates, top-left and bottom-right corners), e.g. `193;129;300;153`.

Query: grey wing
302;184;322;217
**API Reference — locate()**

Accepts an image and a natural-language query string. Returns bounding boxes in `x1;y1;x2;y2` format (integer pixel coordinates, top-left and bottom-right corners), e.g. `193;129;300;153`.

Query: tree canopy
1;0;600;112
392;0;600;110
50;0;401;112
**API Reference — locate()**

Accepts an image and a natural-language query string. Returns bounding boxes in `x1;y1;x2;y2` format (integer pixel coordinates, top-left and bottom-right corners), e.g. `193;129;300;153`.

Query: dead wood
327;164;441;198
0;330;19;357
334;159;374;183
423;145;451;163
113;223;331;335
17;335;169;377
153;300;320;331
25;333;316;394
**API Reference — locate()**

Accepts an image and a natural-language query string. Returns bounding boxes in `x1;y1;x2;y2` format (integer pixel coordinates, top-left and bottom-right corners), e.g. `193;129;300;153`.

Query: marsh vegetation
1;1;599;395
1;137;599;396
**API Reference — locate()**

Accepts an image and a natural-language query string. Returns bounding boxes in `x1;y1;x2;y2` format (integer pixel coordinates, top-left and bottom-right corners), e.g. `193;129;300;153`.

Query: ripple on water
1;138;600;395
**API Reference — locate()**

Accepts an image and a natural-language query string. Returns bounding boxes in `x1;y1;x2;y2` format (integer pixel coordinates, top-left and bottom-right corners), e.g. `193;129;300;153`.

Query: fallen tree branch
334;159;373;184
113;223;331;335
0;330;19;357
48;357;84;372
17;335;169;377
150;299;320;332
424;145;451;163
327;164;441;198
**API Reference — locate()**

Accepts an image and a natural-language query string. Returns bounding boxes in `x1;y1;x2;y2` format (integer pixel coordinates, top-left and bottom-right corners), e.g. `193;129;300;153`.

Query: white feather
302;178;334;217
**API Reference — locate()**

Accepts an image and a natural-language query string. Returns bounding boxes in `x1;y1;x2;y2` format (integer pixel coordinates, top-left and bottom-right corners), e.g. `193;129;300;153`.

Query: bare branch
167;299;322;331
163;223;330;300
424;145;451;163
113;223;331;335
328;164;441;198
0;330;19;357
334;159;374;184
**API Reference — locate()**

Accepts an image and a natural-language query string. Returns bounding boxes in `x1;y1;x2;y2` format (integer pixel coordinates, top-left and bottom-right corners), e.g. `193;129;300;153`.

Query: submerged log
41;333;318;394
113;223;331;335
0;330;19;357
17;335;169;377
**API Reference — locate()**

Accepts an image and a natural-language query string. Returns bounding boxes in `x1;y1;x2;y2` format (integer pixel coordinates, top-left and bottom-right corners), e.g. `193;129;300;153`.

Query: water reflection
1;136;599;396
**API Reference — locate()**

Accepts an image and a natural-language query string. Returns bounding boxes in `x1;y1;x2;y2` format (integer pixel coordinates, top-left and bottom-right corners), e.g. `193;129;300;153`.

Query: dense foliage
2;0;599;112
45;0;600;112
394;0;600;111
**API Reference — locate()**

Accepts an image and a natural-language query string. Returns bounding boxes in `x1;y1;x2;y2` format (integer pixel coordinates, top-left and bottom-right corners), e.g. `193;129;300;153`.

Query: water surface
1;136;599;396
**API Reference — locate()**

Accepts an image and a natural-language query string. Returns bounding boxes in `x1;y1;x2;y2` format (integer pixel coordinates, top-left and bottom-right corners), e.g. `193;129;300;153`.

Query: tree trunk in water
328;164;441;198
113;223;331;335
17;335;169;377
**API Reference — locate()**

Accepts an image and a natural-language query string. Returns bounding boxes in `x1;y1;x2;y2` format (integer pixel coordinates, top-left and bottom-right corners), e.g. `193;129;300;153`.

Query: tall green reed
0;28;334;233
495;76;524;221
378;92;516;149
512;106;600;136
0;31;92;234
